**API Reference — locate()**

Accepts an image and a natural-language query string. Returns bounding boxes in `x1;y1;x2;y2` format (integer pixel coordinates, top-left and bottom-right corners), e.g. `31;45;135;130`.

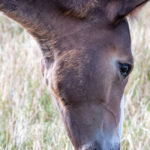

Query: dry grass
0;4;150;150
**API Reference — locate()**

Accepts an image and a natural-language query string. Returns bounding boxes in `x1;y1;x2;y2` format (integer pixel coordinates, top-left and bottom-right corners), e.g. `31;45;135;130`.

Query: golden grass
0;5;150;150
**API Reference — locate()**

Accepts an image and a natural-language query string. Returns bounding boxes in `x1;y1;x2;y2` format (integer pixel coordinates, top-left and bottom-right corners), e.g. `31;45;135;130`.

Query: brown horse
0;0;149;150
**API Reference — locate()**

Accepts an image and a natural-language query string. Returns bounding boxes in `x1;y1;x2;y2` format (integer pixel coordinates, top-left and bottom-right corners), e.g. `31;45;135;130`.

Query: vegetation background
0;3;150;150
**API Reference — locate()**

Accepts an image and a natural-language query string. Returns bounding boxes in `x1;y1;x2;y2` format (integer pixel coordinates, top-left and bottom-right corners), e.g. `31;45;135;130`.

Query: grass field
0;5;150;150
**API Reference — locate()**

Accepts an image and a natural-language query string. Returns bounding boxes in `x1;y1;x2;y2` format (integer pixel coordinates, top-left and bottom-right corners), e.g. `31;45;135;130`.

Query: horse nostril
82;142;101;150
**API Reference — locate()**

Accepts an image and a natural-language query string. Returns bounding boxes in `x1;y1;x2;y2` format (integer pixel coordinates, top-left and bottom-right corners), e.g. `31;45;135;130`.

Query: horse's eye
119;63;132;78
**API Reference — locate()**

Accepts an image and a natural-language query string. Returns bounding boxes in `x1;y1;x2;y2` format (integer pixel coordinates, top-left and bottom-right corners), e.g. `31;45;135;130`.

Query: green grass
0;5;150;150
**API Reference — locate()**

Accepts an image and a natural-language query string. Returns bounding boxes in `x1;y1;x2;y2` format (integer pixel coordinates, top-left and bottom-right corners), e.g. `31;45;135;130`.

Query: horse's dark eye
119;63;132;78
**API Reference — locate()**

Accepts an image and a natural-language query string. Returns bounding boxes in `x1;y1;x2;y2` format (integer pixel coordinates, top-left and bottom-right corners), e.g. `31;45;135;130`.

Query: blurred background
0;3;150;150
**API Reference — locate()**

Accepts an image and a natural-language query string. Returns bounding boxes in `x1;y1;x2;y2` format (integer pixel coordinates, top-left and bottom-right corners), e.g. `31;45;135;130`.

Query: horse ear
107;0;149;23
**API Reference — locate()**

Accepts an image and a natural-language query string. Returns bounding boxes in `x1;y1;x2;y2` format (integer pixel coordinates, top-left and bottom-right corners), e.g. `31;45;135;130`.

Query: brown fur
0;0;149;150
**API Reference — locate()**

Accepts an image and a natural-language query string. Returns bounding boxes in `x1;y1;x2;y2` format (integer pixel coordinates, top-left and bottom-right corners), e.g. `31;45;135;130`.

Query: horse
0;0;149;149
